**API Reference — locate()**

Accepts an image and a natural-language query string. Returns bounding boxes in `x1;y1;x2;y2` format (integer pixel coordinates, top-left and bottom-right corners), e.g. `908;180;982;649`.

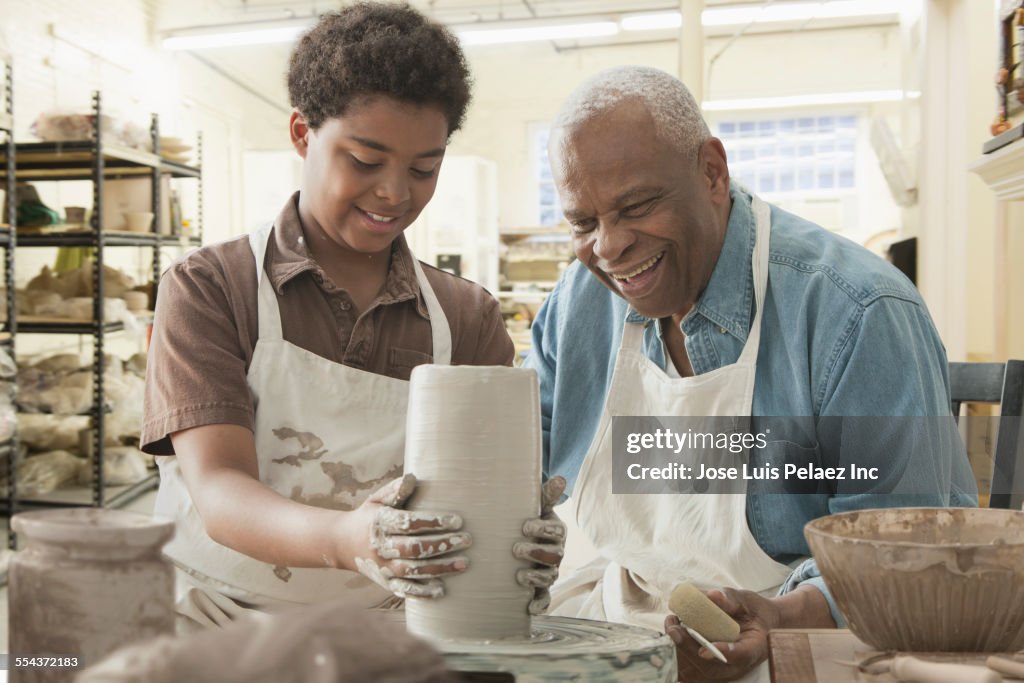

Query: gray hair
551;66;710;157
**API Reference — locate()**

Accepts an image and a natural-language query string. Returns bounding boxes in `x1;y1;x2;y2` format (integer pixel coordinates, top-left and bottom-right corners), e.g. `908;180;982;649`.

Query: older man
525;66;976;682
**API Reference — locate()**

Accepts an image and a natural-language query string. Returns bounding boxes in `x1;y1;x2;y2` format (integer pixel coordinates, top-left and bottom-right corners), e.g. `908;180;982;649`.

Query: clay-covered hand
513;475;567;615
349;473;471;600
664;588;779;683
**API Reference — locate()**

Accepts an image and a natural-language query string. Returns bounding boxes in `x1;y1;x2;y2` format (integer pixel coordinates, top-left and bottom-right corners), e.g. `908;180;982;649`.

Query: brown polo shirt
142;192;514;455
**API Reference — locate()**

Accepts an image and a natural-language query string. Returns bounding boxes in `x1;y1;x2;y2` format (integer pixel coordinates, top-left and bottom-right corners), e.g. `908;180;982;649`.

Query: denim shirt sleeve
777;294;978;627
524;283;561;484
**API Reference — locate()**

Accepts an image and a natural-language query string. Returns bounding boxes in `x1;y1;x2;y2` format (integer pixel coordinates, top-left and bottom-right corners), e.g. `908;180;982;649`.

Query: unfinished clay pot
805;507;1024;652
404;365;541;642
9;508;175;682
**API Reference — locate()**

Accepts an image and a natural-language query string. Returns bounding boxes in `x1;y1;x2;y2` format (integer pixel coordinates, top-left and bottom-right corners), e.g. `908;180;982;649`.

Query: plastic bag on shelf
104;372;145;444
18;413;91;452
0;346;15;380
77;446;149;486
17;450;84;496
31;111;152;151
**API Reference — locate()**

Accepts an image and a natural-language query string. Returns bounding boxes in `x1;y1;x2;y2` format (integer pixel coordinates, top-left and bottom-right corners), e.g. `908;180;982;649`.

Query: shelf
0;112;11;132
0;227;9;247
970;139;1024;201
17;312;154;334
0;472;160;515
0;141;202;181
17;230;200;248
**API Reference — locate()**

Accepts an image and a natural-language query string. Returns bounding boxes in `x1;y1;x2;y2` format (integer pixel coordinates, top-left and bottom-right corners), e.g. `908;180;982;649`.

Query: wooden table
768;629;1023;682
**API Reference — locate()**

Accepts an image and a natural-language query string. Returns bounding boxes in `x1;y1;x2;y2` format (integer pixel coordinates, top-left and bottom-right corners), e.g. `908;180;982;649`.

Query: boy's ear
289;110;310;159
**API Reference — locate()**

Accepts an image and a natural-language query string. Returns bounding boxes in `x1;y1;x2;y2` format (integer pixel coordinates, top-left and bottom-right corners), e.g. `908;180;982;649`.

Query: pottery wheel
384;613;676;682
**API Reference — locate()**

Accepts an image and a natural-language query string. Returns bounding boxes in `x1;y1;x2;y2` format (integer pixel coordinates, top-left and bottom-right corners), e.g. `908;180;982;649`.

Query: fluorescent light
622;0;900;32
162;24;308;50
620;12;682;31
457;21;619;46
703;89;918;111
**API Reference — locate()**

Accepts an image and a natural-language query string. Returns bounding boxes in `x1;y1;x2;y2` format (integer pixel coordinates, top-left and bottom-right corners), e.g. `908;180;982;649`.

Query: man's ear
699;138;730;203
290;110;311;159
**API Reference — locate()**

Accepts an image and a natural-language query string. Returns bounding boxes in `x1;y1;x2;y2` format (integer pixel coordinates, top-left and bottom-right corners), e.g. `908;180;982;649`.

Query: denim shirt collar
625;182;757;344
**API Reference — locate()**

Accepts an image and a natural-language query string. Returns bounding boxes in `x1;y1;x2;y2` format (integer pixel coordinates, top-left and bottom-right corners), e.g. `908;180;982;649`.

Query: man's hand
513;476;567;615
664;586;835;682
665;588;780;682
345;473;471;599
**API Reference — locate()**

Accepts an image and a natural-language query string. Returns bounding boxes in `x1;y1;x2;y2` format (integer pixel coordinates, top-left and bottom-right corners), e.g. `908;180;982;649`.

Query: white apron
549;196;791;683
154;221;452;628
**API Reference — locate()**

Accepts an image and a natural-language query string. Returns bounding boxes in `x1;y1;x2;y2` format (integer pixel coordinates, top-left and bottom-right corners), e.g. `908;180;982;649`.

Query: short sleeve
141;255;255;455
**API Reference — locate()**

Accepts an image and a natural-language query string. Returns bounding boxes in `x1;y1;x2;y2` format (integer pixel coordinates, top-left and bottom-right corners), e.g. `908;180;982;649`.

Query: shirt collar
265;191;430;319
626;182;757;343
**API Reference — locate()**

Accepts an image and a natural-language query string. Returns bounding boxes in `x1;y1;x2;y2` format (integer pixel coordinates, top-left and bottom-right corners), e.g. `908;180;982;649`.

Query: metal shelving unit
1;60;16;549
0;90;202;522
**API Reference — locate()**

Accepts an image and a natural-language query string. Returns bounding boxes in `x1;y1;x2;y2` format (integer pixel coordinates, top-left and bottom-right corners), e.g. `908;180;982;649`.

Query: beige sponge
668;583;741;643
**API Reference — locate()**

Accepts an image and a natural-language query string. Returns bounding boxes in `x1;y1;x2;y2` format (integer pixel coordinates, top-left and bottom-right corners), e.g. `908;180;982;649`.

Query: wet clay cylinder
404;366;541;642
9;508;175;682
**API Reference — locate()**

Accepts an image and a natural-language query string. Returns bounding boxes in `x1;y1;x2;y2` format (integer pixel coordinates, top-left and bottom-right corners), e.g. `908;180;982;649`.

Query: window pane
758;174;776;193
719;122;736;135
798;167;814;189
818;169;835;189
780;170;795;192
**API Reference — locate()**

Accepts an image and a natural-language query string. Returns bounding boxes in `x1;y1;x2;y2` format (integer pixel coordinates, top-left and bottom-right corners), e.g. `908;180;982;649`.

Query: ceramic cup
123;211;154;233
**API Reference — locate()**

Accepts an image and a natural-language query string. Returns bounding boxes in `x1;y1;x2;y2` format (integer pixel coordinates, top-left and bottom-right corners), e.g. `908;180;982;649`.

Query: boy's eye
351;155;381;170
411;167;437;179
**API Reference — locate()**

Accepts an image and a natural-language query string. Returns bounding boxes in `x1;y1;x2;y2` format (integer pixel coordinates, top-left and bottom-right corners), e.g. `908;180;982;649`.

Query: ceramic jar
9;508;175;682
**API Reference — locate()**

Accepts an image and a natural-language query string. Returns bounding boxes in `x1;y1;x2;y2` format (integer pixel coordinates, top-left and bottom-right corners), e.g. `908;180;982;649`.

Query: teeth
366;211;397;223
612;253;663;281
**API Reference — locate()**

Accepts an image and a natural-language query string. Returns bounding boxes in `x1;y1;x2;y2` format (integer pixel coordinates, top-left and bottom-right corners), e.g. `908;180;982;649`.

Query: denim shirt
525;184;978;626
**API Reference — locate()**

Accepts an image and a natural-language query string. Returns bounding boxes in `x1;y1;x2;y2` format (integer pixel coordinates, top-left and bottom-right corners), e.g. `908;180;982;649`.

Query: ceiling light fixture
621;0;901;32
456;21;619;46
162;23;309;50
702;89;921;111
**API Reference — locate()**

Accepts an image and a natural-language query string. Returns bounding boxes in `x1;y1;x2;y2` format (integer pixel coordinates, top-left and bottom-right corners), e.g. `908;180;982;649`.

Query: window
716;114;858;195
533;125;562;227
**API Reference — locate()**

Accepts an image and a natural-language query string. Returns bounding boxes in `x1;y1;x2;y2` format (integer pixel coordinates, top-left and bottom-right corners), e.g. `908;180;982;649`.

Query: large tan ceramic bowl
804;507;1024;652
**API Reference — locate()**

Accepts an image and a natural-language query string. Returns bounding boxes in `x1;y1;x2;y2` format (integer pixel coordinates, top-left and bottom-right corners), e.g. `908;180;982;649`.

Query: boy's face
292;96;449;255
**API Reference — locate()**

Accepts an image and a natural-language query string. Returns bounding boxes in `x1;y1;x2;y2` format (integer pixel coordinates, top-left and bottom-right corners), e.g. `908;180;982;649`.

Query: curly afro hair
288;3;472;135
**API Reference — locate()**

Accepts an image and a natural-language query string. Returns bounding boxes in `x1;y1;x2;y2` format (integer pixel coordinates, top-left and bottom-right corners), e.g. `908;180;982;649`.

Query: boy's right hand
344;473;471;599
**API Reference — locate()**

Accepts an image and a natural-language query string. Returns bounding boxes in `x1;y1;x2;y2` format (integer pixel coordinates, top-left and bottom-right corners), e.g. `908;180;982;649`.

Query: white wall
0;0;286;286
451;24;910;246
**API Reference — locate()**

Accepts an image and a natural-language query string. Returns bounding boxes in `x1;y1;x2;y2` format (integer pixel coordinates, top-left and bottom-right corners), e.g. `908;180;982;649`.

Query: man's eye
570;219;596;234
622;199;656;217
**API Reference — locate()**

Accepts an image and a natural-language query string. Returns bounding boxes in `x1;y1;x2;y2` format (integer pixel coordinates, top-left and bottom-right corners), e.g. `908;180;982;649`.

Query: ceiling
155;0;904;115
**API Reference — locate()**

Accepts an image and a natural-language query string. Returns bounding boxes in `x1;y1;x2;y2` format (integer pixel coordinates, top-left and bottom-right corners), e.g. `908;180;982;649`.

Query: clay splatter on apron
270;427;327;466
287;463;405;510
322;461;403;497
273;566;292;582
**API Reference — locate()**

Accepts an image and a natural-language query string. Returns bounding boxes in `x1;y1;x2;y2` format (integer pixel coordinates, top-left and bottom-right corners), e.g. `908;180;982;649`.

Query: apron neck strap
410;258;452;366
738;195;772;364
248;222;283;341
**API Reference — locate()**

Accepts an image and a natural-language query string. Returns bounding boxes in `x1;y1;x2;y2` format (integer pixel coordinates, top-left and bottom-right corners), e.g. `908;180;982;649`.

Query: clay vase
9;508;175;682
404;365;542;642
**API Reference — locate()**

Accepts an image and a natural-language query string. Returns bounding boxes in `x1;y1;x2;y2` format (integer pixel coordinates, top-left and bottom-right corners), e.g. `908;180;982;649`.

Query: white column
918;0;970;361
680;0;704;102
